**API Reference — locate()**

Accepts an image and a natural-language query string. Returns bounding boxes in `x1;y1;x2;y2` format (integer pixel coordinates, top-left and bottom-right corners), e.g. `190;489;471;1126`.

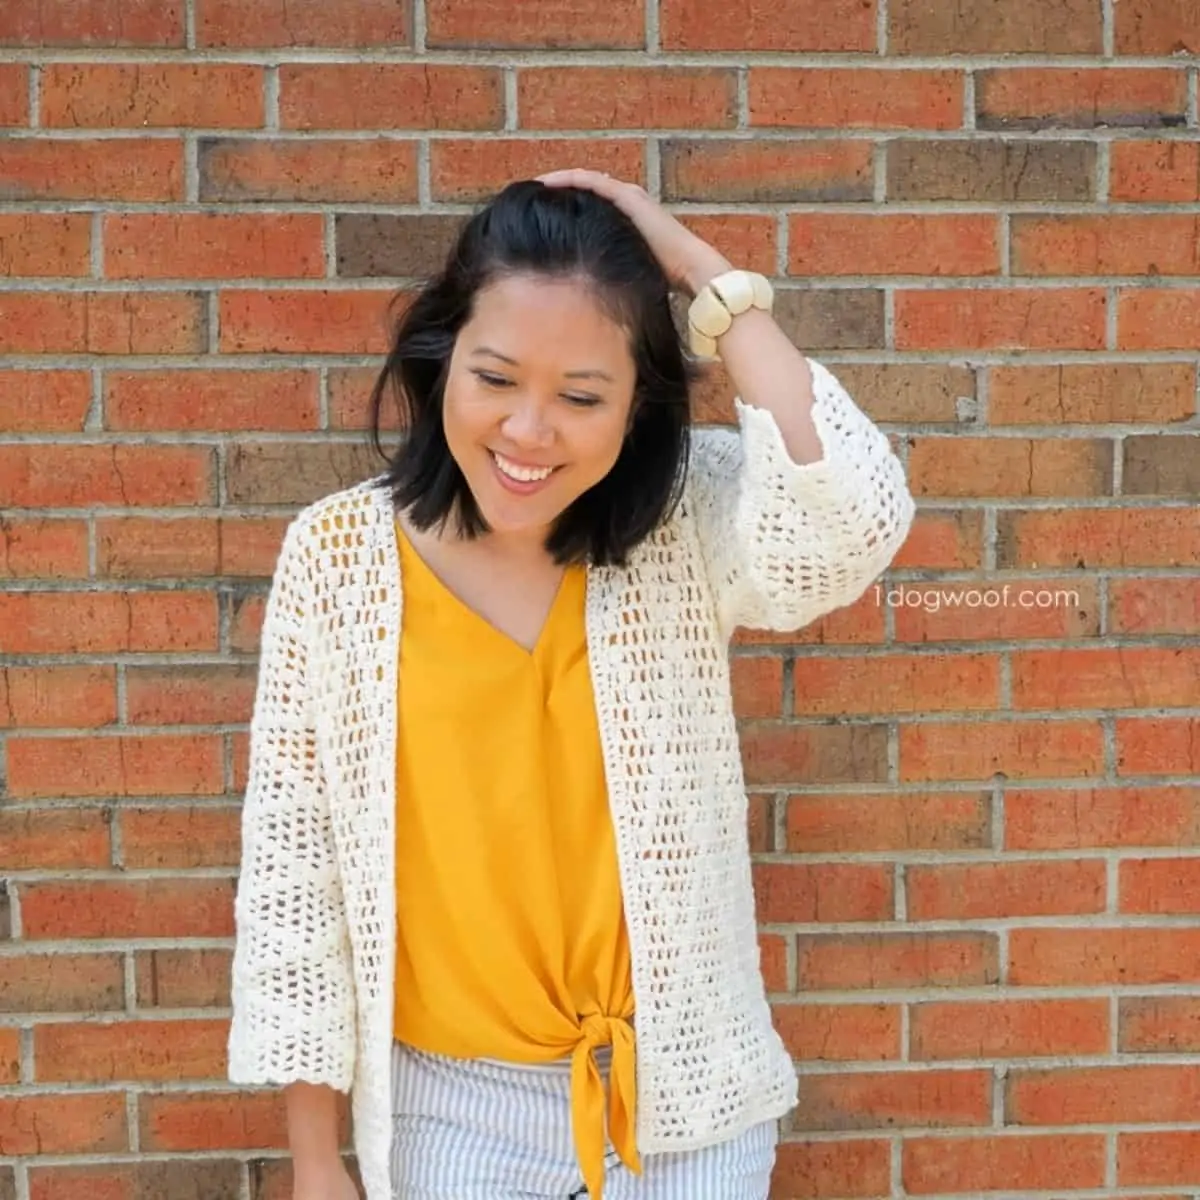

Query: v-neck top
391;523;640;1199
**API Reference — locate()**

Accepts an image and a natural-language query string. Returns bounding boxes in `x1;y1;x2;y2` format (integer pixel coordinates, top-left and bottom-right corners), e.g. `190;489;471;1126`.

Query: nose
500;395;553;447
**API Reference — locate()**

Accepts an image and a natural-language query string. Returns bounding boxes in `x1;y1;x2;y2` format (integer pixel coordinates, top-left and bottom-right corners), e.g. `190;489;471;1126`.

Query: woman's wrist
679;249;734;298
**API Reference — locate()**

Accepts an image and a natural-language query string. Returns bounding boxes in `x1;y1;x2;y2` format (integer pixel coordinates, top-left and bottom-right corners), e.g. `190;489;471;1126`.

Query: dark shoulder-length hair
368;179;700;568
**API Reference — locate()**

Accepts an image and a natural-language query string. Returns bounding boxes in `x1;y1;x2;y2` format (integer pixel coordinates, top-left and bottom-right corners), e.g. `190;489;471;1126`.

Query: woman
228;171;915;1200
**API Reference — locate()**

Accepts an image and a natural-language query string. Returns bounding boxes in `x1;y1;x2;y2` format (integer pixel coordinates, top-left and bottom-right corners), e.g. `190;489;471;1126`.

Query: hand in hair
536;168;733;299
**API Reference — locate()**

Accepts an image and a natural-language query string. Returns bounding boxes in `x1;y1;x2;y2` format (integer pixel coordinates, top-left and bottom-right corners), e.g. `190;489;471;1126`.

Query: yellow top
392;523;639;1199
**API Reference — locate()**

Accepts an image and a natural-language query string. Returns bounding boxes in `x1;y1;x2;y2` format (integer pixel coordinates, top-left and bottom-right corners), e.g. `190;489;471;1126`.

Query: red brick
0;65;28;124
1118;717;1200;775
218;517;290;577
104;214;323;280
750;68;962;129
121;807;241;870
663;0;874;50
28;1162;244;1200
138;1091;290;1151
0;953;125;1013
330;366;385;429
518;67;735;130
427;0;644;48
1006;786;1200;850
0;444;212;507
794;1069;991;1131
891;512;984;571
890;0;1100;52
746;792;771;854
675;215;777;278
0;291;205;354
1120;1131;1200;1187
1121;997;1200;1053
280;65;502;131
0;370;91;433
911;999;1109;1060
1111;578;1200;635
0;666;117;729
1120;288;1200;350
0;807;111;870
230;594;268;653
6;734;224;799
1009;928;1200;985
41;64;263;128
998;509;1200;568
735;591;886;647
432;139;645;202
0;1029;20;1080
36;1019;228;1083
0;1094;127;1154
1008;1065;1200;1125
753;863;893;924
0;592;217;655
1111;140;1200;202
895;288;1106;350
741;723;888;786
197;0;409;46
910;436;1113;497
0;214;90;276
662;140;872;202
136;949;233;1009
1014;214;1200;276
989;362;1196;424
730;655;783;718
1013;647;1200;709
793;653;999;716
772;1140;891;1199
21;880;235;940
96;517;218;579
127;665;256;726
758;934;788;992
797;933;998;990
977;68;1186;128
219;289;396;354
904;1133;1106;1193
787;791;990;853
891;577;1100;644
907;861;1106;920
774;1003;901;1062
1115;0;1200;53
788;214;999;276
0;138;183;200
0;518;89;578
0;0;183;45
899;720;1104;781
200;138;418;204
106;369;319;433
231;732;251;792
1121;858;1200;914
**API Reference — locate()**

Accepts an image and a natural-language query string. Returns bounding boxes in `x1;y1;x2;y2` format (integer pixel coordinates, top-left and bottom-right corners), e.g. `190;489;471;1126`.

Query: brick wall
1;0;1199;1197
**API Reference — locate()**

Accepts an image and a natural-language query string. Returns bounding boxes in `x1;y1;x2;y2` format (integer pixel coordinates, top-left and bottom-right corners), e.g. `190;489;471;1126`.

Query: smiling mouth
490;450;559;483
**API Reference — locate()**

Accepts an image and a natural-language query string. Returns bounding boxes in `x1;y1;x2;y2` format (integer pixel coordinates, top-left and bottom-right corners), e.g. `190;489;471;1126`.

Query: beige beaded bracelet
686;269;774;360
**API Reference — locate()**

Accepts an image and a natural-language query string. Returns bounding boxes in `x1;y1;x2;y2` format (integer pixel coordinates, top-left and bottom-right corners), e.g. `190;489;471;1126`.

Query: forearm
285;1080;343;1170
683;252;824;467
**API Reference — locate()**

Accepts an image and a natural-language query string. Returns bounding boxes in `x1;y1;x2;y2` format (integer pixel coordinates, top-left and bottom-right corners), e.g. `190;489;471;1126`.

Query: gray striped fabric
389;1040;777;1198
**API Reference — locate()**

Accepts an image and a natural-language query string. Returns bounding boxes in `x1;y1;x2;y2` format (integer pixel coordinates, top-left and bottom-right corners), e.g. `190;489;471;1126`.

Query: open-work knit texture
228;358;916;1200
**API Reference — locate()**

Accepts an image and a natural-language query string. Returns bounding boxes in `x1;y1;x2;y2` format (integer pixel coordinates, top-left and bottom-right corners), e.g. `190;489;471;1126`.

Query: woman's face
441;272;638;545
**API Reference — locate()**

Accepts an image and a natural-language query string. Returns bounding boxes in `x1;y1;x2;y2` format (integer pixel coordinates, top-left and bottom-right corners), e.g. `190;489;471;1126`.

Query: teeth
493;452;554;483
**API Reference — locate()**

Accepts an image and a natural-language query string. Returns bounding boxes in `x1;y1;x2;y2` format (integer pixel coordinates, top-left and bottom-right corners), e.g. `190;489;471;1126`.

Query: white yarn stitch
228;358;915;1200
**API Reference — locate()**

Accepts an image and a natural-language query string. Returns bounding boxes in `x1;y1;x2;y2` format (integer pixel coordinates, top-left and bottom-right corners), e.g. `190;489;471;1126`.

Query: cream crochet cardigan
228;357;915;1199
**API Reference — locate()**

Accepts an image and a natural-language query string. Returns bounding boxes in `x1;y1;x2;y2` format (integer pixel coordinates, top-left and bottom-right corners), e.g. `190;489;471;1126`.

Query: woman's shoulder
284;476;394;549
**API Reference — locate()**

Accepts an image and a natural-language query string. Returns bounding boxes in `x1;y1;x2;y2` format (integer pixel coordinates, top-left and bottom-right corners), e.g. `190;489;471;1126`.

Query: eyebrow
469;346;614;384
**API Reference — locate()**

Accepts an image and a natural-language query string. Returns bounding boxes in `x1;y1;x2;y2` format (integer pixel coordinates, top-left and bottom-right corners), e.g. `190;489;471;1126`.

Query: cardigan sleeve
686;357;915;638
227;516;357;1092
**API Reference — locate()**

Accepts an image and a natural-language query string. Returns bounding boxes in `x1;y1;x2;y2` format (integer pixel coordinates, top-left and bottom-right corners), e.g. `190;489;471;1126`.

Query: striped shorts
389;1040;778;1199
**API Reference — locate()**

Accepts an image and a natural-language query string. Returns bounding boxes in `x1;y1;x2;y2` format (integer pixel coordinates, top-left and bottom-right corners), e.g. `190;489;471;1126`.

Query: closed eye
473;370;601;408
